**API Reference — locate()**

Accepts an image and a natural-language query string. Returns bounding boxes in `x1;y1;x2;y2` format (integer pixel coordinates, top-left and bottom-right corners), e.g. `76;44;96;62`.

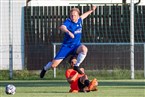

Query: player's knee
51;65;56;68
51;59;62;68
84;47;88;53
51;62;56;68
81;45;88;54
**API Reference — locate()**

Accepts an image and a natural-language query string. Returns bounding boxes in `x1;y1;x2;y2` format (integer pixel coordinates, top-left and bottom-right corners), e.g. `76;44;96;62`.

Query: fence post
9;0;13;80
144;43;145;78
53;44;56;78
130;0;134;80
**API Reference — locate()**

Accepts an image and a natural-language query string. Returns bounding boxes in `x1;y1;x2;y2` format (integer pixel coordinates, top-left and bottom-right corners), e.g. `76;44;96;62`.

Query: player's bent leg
40;61;52;78
74;45;88;74
79;75;90;92
40;68;47;78
51;59;63;68
76;45;88;55
40;59;62;78
73;66;84;74
80;75;88;84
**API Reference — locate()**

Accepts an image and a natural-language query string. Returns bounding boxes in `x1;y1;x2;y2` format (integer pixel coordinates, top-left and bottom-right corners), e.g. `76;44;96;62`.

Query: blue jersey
54;18;82;59
62;18;82;47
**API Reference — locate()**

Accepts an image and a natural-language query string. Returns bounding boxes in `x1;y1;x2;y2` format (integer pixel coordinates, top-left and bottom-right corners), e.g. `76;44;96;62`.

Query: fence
24;5;145;70
24;5;145;44
53;43;145;78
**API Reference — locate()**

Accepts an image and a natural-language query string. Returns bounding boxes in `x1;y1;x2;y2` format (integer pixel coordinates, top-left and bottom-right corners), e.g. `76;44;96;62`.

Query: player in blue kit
40;6;97;78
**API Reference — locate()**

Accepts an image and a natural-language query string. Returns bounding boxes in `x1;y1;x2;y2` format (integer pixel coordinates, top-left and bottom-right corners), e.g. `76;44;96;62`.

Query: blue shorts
54;44;81;60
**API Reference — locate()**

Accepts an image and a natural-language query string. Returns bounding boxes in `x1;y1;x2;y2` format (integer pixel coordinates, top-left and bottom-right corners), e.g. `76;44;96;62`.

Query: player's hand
68;32;75;38
59;25;74;38
91;6;97;11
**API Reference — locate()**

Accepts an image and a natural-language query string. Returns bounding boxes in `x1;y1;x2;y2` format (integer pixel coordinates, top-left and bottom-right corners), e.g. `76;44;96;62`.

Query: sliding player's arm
67;72;78;84
65;70;79;84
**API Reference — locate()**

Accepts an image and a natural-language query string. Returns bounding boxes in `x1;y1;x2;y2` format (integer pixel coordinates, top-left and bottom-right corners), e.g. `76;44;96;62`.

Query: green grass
0;80;145;97
0;69;144;80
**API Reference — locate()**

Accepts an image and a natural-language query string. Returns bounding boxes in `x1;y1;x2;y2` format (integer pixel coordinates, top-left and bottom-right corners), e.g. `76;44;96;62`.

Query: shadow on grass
99;81;145;86
0;80;145;87
0;80;68;87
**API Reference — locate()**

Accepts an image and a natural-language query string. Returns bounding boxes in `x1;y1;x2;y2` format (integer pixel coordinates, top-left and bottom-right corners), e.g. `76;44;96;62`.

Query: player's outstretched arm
59;25;74;38
80;6;97;20
66;72;79;83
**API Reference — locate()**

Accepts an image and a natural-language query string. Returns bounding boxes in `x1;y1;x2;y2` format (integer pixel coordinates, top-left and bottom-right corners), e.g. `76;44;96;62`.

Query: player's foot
88;78;97;91
91;86;98;91
40;68;46;78
73;66;84;74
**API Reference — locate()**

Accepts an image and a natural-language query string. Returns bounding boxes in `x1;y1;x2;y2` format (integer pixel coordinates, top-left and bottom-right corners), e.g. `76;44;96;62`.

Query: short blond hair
70;8;80;15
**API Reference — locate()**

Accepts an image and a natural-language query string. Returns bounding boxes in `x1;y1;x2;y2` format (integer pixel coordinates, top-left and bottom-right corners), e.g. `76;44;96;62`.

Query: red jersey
65;69;84;91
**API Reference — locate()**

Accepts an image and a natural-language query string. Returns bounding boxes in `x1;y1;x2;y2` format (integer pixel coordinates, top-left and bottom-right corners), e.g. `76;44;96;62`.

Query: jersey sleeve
63;18;71;28
65;69;70;79
79;18;83;25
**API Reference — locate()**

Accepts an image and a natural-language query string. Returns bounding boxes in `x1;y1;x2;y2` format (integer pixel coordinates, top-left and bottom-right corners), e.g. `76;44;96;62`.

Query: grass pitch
0;80;145;97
